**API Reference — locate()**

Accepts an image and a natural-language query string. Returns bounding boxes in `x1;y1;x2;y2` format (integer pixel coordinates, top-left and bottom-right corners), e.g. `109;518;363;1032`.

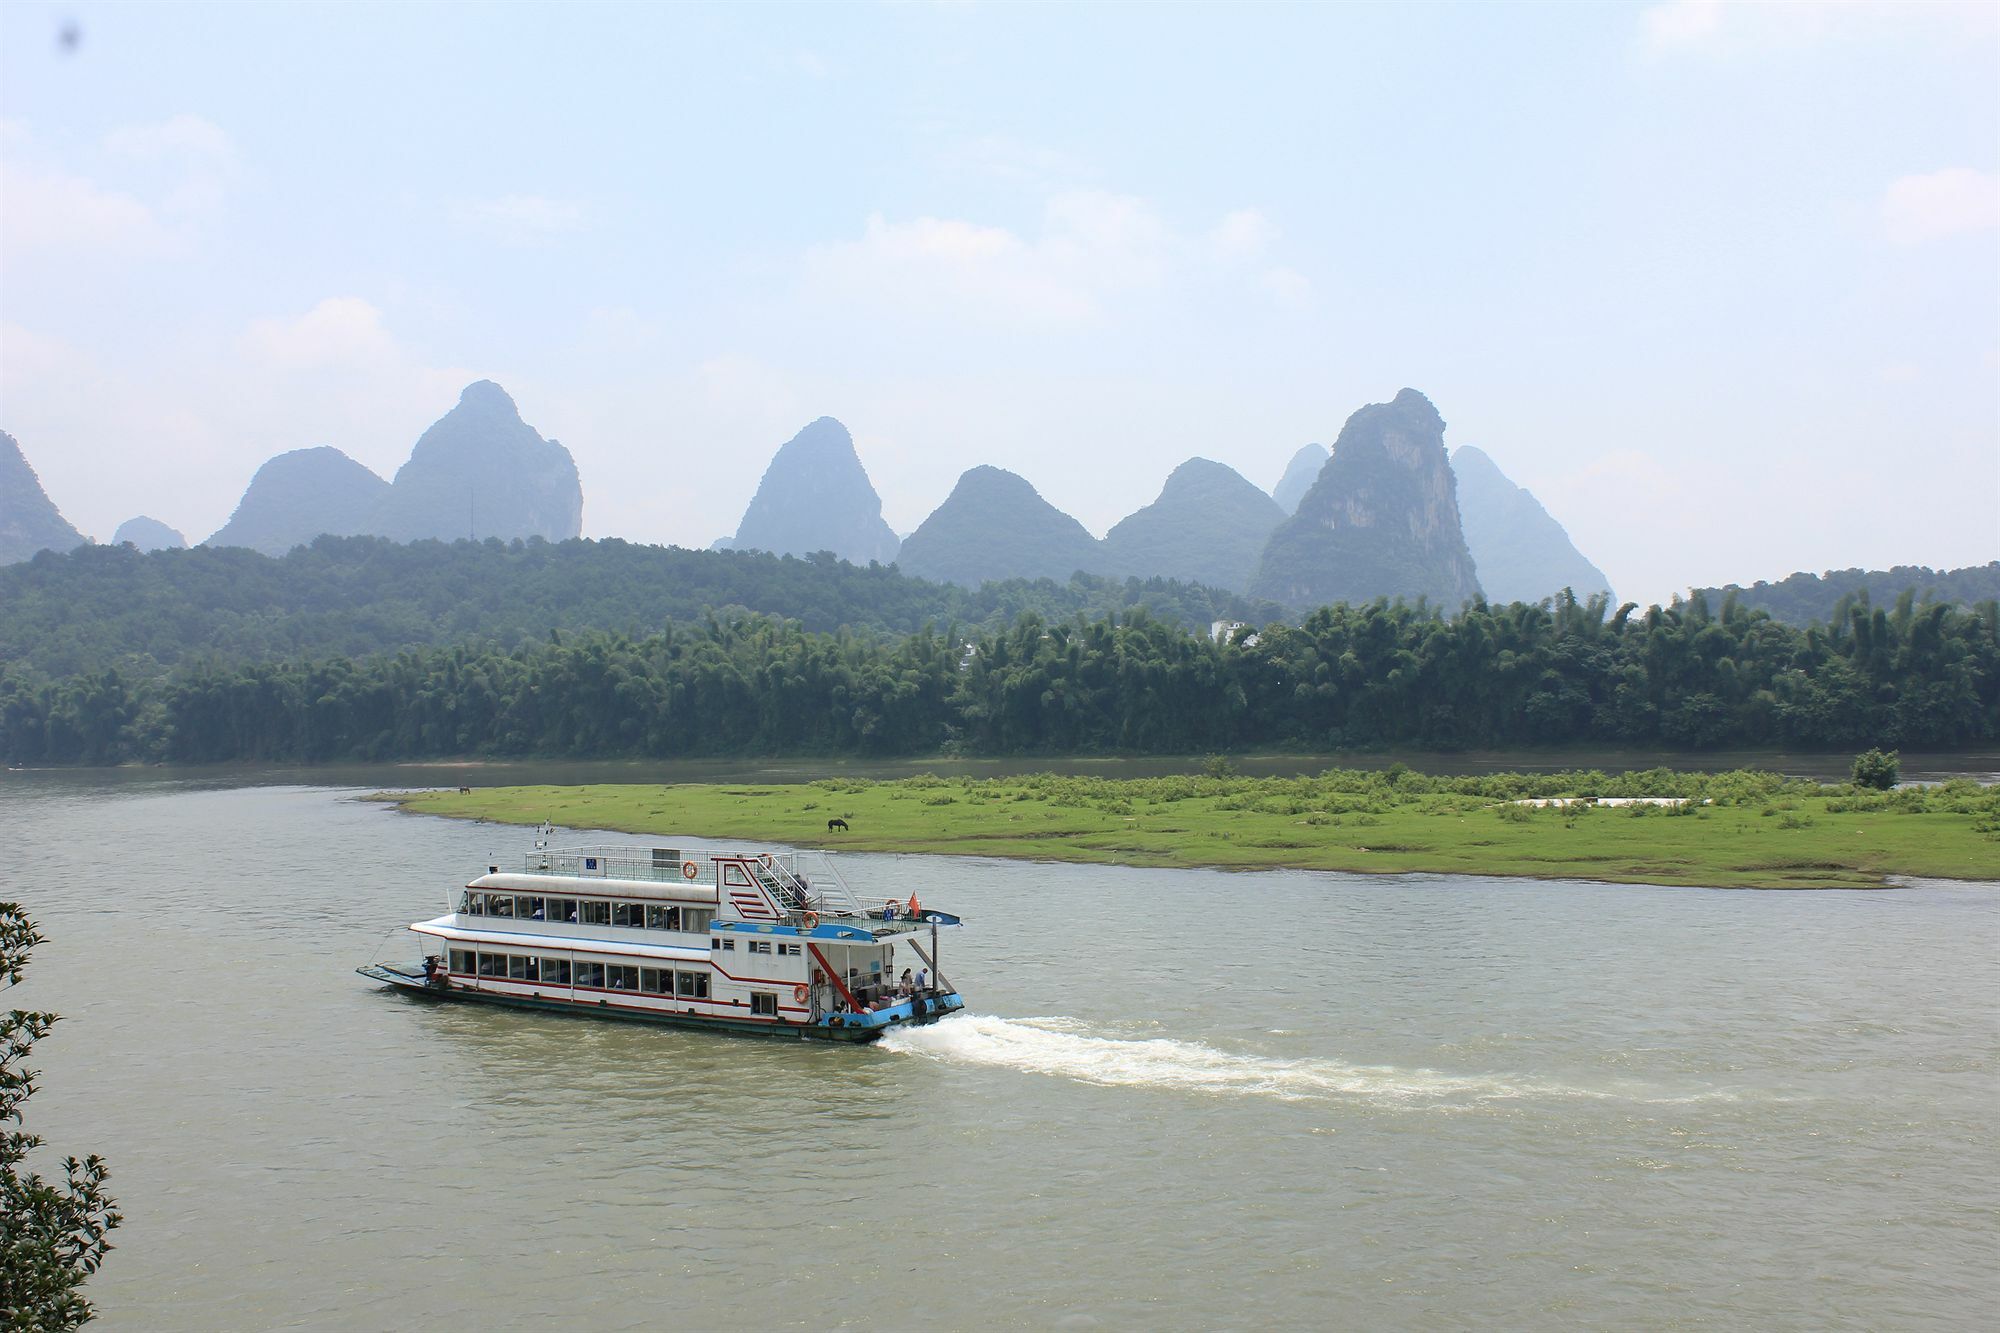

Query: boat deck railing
513;845;875;921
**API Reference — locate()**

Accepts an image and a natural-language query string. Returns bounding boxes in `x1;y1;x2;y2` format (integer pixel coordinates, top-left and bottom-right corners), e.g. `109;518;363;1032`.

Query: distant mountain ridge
1693;563;2000;627
207;446;391;556
1451;444;1612;605
897;465;1110;587
371;381;582;544
726;417;899;565
1271;443;1328;514
1;431;88;564
112;516;186;552
1251;389;1481;610
1102;457;1283;594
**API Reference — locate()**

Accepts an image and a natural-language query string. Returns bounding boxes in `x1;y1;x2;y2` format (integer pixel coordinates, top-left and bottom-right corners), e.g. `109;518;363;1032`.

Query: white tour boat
358;836;964;1042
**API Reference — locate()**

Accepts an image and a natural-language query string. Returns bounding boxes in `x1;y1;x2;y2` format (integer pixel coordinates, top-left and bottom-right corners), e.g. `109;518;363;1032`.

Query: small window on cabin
611;902;644;928
785;943;804;956
450;950;473;973
542;957;572;985
639;967;668;995
575;961;605;989
607;965;638;991
676;971;709;999
580;901;611;926
521;897;544;920
547;897;576;923
477;953;500;977
460;893;480;914
715;937;734;951
723;864;752;888
488;896;514;918
509;956;539;982
684;909;712;933
751;992;777;1017
646;905;678;931
748;940;772;954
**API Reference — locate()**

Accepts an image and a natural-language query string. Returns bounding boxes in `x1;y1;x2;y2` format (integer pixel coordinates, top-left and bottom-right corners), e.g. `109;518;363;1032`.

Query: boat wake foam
881;1013;1728;1108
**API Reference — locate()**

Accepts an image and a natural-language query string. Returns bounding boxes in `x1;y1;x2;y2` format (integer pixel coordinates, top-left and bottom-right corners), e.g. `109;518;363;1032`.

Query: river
4;772;1996;1329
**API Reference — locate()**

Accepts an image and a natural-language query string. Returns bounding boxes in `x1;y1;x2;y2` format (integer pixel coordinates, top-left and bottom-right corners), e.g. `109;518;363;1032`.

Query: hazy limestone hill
1271;443;1328;514
1251;389;1482;611
206;446;391;556
1102;457;1284;594
112;516;187;552
1;431;87;564
1450;445;1612;605
726;417;900;565
1693;563;2000;627
897;465;1109;588
371;381;582;544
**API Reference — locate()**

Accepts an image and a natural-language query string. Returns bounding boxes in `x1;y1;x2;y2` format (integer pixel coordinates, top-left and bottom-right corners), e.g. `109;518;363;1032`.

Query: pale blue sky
3;0;1995;605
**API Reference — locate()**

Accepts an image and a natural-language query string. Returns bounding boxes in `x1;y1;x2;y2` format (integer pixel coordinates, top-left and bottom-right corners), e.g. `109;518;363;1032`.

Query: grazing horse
827;817;849;832
458;785;472;795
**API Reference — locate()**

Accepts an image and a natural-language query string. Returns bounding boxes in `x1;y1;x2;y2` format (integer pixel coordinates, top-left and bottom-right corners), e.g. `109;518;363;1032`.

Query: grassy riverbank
377;768;2000;890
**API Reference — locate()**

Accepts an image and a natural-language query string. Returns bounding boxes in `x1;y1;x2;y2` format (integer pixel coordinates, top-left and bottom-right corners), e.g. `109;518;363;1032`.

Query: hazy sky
2;0;1995;606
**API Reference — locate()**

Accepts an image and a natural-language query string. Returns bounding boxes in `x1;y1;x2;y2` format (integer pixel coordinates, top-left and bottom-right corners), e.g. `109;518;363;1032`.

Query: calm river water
4;772;1996;1329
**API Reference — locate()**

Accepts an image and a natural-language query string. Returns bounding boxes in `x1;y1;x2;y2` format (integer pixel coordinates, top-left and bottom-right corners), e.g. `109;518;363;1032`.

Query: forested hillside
5;589;1991;764
0;535;1280;679
1692;564;2000;627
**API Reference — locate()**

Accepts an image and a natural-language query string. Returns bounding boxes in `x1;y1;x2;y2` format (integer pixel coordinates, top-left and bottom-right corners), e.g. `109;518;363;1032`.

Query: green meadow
378;767;2000;890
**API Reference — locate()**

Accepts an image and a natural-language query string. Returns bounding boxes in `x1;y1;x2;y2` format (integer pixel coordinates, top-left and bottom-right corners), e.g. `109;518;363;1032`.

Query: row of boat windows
460;893;714;933
447;950;711;998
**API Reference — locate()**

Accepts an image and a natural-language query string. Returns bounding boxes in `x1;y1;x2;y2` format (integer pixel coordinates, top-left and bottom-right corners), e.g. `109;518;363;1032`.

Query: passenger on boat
899;967;914;996
915;966;928;993
882;900;898;921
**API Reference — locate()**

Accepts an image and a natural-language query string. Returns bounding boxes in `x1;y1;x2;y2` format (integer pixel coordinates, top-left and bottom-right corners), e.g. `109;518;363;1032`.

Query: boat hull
357;963;962;1043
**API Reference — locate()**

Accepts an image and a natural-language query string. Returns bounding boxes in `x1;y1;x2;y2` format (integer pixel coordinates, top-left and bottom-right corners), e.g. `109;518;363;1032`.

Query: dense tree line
0;536;1282;680
3;589;1992;764
1692;562;1999;628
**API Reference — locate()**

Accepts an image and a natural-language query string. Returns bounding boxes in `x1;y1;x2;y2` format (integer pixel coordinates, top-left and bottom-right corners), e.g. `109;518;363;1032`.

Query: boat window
488;896;515;918
713;937;734;951
575;961;606;989
539;956;572;984
639;967;672;995
748;941;772;954
751;992;777;1017
683;909;713;933
460;892;481;914
608;902;640;928
646;905;680;931
778;943;802;957
580;901;611;926
546;897;577;923
676;971;709;999
607;964;639;991
520;897;545;920
477;952;503;977
508;955;539;982
722;864;752;888
449;949;473;973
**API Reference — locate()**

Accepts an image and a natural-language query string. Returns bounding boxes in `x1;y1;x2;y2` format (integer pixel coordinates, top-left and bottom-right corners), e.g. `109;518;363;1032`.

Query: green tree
1851;748;1900;790
1;903;121;1330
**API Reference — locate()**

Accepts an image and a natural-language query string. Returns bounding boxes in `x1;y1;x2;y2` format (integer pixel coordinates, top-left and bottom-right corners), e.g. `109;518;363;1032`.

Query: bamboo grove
3;589;1992;764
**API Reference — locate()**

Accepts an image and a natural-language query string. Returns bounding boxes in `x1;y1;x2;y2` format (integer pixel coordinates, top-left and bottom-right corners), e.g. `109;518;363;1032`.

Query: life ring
793;983;809;1003
800;911;819;930
759;852;774;868
681;860;699;880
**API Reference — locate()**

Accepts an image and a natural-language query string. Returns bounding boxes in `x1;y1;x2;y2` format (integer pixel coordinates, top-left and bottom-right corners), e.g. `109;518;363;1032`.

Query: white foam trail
882;1014;1725;1108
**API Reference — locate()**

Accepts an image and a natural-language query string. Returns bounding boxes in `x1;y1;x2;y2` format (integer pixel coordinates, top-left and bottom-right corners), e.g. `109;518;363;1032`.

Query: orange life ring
759;852;774;868
681;860;699;880
800;911;819;930
793;983;809;1003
